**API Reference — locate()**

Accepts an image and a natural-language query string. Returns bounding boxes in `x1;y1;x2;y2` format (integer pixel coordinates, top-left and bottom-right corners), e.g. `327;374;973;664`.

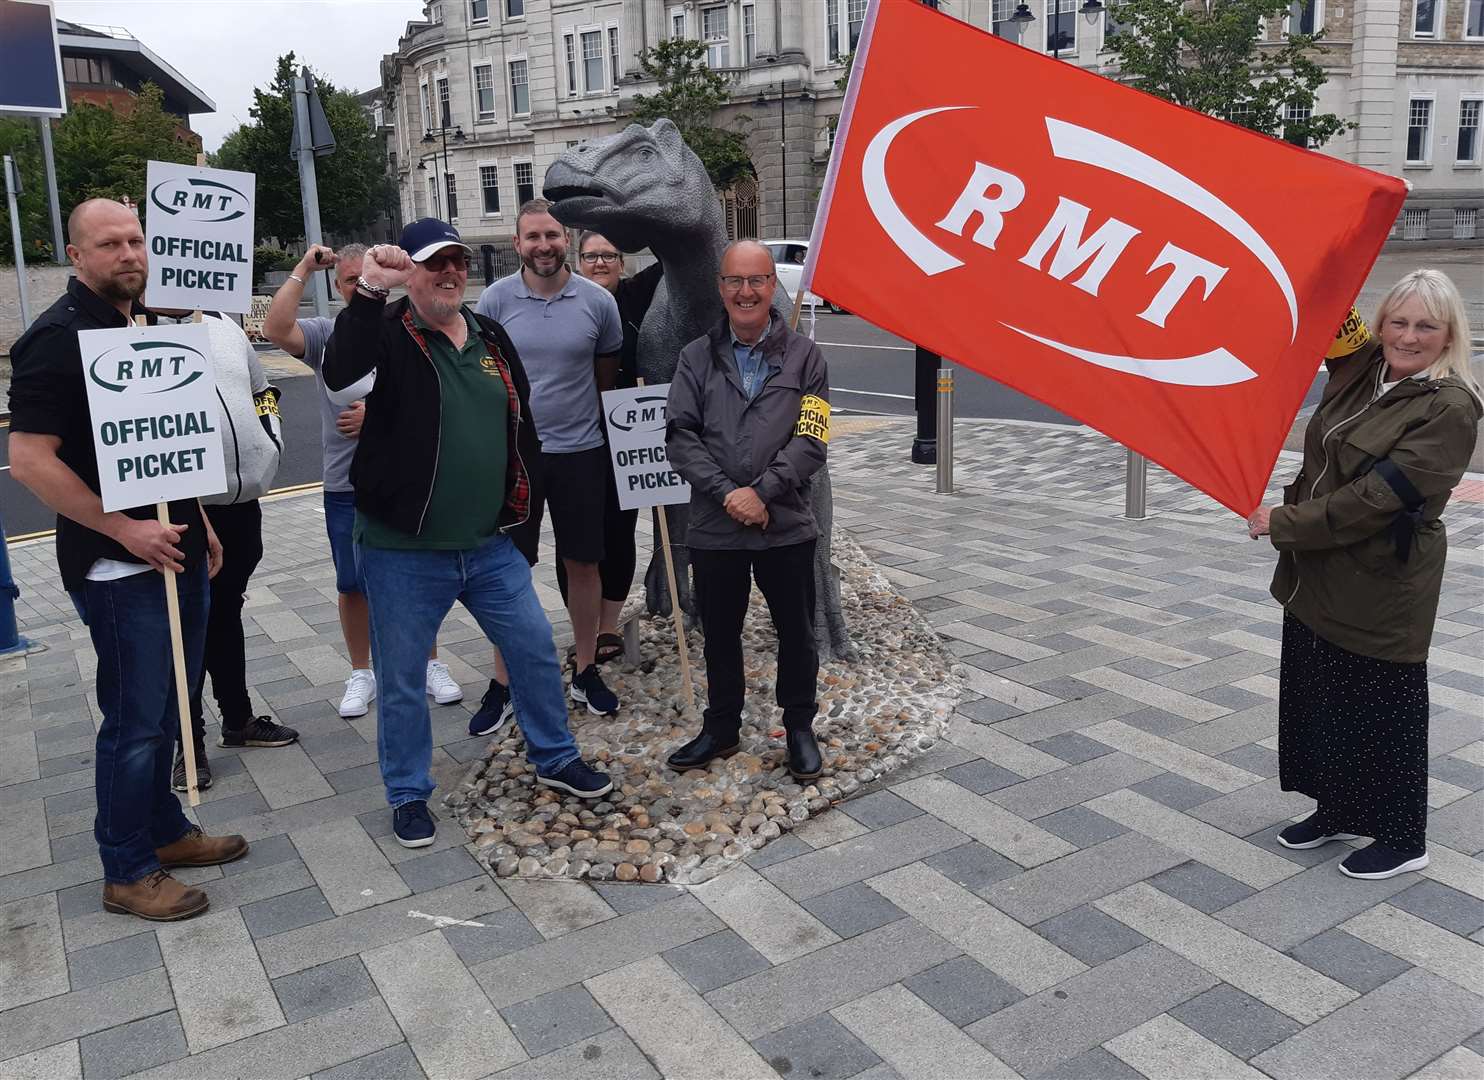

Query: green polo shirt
356;309;509;550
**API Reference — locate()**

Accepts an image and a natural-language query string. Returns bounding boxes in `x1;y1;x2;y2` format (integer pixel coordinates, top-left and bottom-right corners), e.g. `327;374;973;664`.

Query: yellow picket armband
796;394;830;443
1326;307;1371;360
254;387;282;419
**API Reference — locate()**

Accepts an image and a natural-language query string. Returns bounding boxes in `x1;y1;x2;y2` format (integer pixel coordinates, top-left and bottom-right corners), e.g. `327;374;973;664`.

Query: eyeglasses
420;252;471;272
719;273;774;291
579;251;621;265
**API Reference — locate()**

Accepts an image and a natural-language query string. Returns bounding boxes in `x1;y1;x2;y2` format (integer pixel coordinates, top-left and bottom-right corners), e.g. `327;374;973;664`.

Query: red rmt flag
802;0;1406;516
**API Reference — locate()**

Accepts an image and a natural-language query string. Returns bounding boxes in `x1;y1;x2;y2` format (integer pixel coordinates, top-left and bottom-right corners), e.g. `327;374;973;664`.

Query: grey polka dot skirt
1278;614;1428;852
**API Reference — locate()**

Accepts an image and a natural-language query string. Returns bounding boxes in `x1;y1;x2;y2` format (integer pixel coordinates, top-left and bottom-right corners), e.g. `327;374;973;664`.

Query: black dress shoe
667;731;740;771
787;729;823;780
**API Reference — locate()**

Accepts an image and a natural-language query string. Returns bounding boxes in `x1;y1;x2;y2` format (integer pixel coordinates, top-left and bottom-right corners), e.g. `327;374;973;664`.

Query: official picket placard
80;323;227;511
602;385;691;511
144;160;255;314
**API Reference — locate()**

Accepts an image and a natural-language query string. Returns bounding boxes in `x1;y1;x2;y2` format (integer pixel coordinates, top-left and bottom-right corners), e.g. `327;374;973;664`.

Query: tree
1102;0;1351;148
629;38;754;189
216;54;394;245
0;120;48;263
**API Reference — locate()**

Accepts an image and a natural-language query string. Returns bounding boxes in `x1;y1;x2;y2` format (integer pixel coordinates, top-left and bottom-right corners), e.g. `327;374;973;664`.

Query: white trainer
338;669;376;718
426;659;463;705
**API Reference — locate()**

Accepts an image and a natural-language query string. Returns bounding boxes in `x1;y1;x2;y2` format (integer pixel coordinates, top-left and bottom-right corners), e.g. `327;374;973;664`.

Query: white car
764;239;844;313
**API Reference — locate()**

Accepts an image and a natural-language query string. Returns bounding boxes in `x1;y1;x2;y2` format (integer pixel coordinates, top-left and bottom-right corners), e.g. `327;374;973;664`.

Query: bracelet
356;277;390;297
288;273;305;285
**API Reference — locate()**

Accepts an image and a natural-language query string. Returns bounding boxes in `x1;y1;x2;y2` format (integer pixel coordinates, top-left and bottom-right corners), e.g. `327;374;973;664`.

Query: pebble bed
445;532;964;885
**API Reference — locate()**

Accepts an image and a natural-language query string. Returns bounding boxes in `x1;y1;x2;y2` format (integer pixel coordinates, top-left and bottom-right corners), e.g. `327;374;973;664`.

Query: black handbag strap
1372;458;1425;562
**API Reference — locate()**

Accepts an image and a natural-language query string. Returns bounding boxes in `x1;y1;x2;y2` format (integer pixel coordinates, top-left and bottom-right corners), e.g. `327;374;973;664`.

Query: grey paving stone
590;882;685;915
1129;772;1223;811
65;930;162;991
1217;860;1414;950
220;833;300;877
753;1013;881;1080
240;885;335;939
500;985;613;1058
271;955;378;1024
802;881;907;938
56;880;106;921
323;762;382;794
838;790;923;829
1148;860;1257;914
1218;743;1281;777
78;1010;188;1080
922;842;1023;891
1431;755;1484;792
760;814;968;901
1430;791;1484;854
395;846;483;893
47;830;99;866
1029;1046;1146;1080
662;930;772;994
192;790;270;828
982;832;1185;925
1241;822;1341;865
1034;806;1129;848
957;697;1025;724
743;833;811;870
1285;928;1416;993
902;955;1024;1027
1032;732;1115;765
1120;707;1193;738
1388;880;1484;936
1034;904;1150;965
968;943;1218;1075
440;907;543;967
941;758;1024;794
487;1025;659;1080
313;1043;426;1080
1168;983;1305;1059
987;752;1164;821
0;968;174;1060
1251;968;1484;1080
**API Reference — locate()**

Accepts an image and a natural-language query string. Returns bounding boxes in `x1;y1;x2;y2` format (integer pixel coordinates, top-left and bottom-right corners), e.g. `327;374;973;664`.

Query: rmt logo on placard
88;340;208;395
149;176;249;223
607;394;668;433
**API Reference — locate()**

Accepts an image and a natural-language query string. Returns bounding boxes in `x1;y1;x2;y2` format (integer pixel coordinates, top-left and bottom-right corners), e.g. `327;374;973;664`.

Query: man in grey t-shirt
475;199;623;720
263;244;462;719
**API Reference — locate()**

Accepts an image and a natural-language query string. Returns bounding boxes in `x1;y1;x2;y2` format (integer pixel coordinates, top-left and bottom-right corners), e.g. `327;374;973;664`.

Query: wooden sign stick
636;378;694;711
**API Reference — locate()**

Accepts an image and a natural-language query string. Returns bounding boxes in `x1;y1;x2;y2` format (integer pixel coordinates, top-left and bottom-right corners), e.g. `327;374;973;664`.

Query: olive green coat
1269;341;1481;662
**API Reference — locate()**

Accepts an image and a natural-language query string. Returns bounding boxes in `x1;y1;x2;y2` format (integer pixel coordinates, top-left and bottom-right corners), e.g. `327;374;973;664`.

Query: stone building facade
380;0;1482;257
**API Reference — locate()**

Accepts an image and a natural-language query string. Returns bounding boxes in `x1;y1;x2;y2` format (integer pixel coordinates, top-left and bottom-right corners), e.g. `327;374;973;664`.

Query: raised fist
360;245;414;290
296;244;337;275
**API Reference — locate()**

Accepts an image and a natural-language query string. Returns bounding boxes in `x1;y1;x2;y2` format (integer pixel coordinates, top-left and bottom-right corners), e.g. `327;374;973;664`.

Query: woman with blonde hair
1248;268;1481;879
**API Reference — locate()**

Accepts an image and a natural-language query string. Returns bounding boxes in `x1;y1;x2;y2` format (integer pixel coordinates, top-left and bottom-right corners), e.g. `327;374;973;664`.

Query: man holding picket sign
8;199;249;922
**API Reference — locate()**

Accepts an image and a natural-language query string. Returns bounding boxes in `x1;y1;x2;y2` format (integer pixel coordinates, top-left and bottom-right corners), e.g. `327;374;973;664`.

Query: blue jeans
323;489;363;594
70;565;208;884
356;534;581;808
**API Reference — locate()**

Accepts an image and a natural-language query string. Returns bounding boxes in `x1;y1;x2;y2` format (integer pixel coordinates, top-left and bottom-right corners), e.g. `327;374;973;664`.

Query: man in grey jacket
665;240;831;779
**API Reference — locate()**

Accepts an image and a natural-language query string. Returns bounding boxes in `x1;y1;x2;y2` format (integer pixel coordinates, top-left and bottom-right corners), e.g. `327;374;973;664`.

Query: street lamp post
421;125;466;220
1015;0;1103;60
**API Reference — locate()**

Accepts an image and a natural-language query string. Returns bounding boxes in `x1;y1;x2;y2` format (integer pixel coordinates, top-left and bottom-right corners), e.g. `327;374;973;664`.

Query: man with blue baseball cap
323;218;612;848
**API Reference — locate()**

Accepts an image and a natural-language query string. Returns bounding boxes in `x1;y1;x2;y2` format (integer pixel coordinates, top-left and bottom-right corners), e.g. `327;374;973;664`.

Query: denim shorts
323;488;364;594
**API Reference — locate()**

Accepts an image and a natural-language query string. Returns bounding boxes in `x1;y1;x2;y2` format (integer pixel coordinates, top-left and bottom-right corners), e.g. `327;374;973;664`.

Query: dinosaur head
544;119;716;252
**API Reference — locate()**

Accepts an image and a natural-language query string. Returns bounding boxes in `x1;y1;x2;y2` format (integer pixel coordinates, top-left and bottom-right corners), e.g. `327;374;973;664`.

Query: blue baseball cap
399;218;472;263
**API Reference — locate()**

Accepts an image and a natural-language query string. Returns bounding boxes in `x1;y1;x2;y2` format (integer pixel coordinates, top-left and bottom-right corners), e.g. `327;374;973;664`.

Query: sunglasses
420;252;472;272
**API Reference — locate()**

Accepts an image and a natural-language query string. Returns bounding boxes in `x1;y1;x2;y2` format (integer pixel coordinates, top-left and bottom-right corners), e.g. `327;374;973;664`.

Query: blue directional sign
0;0;67;116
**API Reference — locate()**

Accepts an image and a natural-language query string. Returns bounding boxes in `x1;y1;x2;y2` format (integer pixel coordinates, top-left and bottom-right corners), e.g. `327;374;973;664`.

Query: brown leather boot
102;869;209;921
155;826;249;869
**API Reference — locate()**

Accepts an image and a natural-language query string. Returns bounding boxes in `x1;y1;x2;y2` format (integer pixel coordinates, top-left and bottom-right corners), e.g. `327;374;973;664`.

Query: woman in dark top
1248;269;1481;880
557;231;663;661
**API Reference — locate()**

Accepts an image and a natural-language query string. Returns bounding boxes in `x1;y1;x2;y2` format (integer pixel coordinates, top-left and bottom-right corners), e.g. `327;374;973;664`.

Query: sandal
595;632;625;664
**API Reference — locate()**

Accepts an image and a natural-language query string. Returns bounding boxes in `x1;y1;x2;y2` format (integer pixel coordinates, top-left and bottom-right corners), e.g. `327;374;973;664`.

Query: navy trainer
392;800;437;848
536;759;614;799
570;664;619;716
469;679;515;738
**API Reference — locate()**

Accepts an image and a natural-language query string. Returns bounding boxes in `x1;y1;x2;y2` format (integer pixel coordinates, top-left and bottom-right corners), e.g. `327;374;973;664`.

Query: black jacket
6;278;206;591
324;291;540;538
615;263;662;388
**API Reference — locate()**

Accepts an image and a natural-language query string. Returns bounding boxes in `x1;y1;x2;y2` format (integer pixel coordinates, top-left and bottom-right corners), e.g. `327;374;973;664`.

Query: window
1455;209;1478;239
505;0;524;17
582;30;605;91
1469;0;1484;36
701;5;729;67
1102;0;1132;45
1046;0;1076;52
508;59;529;115
446;173;459;220
428;175;440;218
430;2;443;24
1402;207;1429;239
471;0;488;22
436;76;451;128
480;165;501;214
62;55;111;85
1413;0;1440;37
848;0;867;49
420;81;433;132
671;7;686;39
514;161;535;206
1406;97;1433;164
474;63;496;119
826;0;841;57
1459;99;1482;163
564;34;578;96
1283;103;1312;147
609;26;622;86
1285;0;1321;35
743;4;756;64
1226;101;1255;126
992;0;1018;38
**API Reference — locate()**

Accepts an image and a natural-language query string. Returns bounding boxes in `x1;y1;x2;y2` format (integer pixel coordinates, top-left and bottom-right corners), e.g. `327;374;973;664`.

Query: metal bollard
936;367;954;494
0;509;33;656
1124;450;1148;519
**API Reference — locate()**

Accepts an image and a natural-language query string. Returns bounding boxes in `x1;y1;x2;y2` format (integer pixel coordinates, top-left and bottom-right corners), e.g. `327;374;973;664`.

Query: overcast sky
54;0;426;150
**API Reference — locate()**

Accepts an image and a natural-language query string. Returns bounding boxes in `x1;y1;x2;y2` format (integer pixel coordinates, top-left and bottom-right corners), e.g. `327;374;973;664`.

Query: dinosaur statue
543;119;854;661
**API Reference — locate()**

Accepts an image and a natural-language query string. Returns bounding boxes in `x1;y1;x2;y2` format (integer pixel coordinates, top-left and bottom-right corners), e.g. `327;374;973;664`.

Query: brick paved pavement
2;416;1481;1080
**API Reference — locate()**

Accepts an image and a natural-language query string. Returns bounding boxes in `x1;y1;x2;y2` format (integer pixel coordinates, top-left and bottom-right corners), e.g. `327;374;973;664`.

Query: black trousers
691;540;818;738
184;501;264;742
554;452;639;605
